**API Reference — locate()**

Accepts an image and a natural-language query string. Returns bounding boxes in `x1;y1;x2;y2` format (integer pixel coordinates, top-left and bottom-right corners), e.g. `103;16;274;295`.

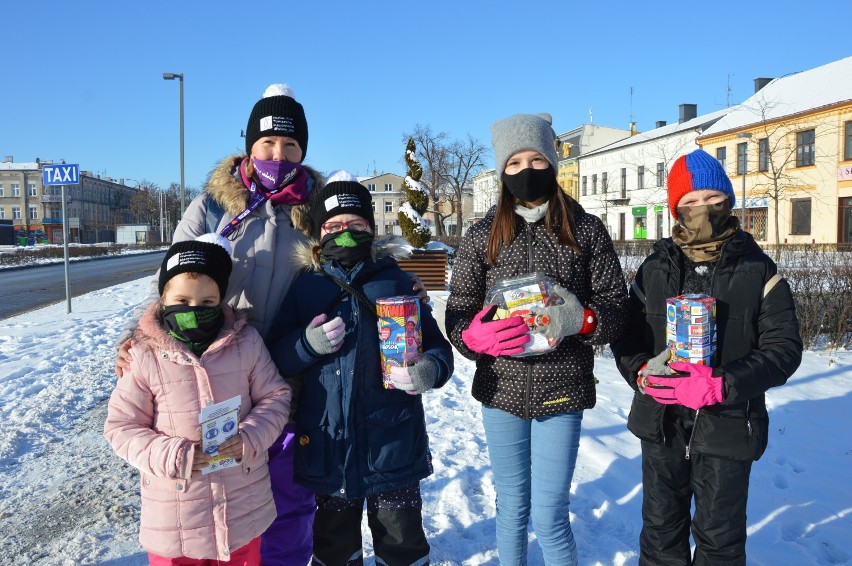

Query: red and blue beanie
667;149;735;217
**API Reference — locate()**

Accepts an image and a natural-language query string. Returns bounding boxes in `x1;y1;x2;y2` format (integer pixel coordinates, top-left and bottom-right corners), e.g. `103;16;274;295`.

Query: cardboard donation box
665;294;717;366
376;296;422;389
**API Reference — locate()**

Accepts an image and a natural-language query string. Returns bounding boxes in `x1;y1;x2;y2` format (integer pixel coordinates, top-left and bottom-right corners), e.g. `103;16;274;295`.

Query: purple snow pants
261;423;317;566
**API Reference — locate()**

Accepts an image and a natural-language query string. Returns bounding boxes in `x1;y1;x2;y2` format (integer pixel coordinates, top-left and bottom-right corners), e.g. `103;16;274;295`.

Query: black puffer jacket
610;230;803;460
445;204;628;419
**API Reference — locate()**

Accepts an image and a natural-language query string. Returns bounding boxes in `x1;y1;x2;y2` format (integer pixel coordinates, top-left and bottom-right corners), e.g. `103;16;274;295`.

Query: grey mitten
389;357;438;395
532;285;585;339
639;349;673;378
304;314;345;356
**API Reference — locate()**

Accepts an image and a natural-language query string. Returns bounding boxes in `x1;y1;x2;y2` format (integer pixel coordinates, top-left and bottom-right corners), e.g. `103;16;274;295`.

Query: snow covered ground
0;279;850;565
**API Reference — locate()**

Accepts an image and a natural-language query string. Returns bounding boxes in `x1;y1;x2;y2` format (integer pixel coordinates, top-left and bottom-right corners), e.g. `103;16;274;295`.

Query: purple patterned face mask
252;157;302;192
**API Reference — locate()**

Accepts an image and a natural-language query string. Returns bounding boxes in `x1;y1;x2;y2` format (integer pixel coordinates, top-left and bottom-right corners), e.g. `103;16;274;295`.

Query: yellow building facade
697;56;852;246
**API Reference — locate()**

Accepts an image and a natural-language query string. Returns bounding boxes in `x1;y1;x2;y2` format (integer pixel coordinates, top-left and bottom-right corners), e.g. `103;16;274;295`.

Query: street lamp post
162;72;185;218
736;132;753;228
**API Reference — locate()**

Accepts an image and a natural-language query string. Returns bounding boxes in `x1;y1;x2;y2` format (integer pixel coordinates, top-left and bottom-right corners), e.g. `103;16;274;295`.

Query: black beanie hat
245;84;308;158
310;171;375;238
158;234;233;299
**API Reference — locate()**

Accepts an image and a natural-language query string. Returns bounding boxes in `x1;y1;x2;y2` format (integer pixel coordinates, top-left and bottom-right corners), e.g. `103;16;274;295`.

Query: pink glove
462;305;530;357
645;362;723;410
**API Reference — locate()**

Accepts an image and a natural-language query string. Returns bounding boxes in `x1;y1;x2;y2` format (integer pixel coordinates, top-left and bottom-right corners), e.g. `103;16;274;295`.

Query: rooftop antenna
726;73;733;107
588;107;593;124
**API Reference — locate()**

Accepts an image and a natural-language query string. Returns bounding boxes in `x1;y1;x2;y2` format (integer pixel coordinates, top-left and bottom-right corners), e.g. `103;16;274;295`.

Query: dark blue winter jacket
267;239;454;498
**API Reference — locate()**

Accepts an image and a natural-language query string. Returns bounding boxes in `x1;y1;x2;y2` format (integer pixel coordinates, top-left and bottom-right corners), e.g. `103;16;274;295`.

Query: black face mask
320;229;375;267
162;304;225;356
501;166;556;203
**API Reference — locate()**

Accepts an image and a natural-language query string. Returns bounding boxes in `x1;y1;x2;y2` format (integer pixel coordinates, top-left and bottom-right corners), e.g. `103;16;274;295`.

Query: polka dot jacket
445;203;628;419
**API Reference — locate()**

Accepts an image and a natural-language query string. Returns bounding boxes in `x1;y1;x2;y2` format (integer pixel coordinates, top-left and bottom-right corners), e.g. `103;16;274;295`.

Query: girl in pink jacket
104;234;292;565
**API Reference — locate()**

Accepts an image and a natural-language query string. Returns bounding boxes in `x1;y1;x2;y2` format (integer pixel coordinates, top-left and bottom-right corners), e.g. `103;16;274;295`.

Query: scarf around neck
671;203;739;262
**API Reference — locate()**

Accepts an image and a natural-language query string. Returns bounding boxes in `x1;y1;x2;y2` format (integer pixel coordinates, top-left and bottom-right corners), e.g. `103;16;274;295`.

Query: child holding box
267;171;454;565
104;234;292;565
611;149;803;565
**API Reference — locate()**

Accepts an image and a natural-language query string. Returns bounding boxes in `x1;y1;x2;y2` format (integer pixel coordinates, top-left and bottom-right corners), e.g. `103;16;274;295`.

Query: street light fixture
162;72;185;218
736;132;753;227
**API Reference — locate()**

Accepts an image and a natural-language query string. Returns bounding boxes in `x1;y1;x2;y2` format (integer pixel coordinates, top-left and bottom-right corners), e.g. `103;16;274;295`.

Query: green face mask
162;304;224;355
319;229;374;266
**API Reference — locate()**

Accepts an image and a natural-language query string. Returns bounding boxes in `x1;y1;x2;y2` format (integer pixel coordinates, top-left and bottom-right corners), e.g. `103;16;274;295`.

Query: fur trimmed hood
203;154;324;237
292;235;412;272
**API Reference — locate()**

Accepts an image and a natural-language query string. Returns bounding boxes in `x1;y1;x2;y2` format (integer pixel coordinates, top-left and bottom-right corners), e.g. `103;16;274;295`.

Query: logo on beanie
260;115;295;134
324;193;363;211
166;251;208;272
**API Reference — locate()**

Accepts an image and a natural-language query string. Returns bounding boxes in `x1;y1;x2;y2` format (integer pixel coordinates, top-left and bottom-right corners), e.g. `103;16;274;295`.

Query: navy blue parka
267;239;453;499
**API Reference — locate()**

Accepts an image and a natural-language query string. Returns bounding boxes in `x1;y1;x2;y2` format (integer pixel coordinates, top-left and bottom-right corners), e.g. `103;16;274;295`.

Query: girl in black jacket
445;113;627;565
611;149;803;565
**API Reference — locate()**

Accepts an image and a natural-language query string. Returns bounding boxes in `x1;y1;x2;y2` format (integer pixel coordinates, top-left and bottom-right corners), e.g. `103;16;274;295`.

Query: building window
601;172;608;193
372;202;376;212
581;176;587;196
384;200;393;213
845;121;852;161
12;183;20;197
591;174;597;195
840;197;852;244
796;129;815;167
620;168;627;198
13;206;21;219
0;182;3;196
790;198;811;235
384;183;393;192
737;142;748;175
637;166;644;190
656;163;664;187
28;183;37;197
716;147;726;171
29;206;38;219
367;183;376;192
745;207;768;240
758;138;769;172
0;207;4;219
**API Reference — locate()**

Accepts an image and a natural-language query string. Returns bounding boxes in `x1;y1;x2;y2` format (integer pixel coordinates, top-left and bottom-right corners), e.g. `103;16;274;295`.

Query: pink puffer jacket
104;303;291;561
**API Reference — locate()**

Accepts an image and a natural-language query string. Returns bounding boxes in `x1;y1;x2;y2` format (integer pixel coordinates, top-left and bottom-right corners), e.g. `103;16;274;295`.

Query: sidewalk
429;291;449;339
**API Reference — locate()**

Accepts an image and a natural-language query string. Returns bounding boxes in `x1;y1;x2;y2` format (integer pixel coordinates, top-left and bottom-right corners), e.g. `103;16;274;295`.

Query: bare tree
441;134;487;235
128;180;161;225
739;99;838;259
403;125;450;235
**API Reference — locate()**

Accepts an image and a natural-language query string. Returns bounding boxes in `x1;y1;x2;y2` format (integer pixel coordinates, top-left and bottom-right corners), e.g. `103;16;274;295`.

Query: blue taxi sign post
42;164;79;313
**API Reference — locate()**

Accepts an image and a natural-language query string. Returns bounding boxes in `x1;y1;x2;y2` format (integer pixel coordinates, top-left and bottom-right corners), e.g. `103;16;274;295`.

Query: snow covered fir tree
398;138;431;248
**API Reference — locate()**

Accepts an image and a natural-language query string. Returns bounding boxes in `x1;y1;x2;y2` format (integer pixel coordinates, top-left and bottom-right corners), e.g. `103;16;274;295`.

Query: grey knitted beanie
491;113;559;176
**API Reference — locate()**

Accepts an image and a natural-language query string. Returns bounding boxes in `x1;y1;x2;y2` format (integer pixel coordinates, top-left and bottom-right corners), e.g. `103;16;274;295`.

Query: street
0;252;164;320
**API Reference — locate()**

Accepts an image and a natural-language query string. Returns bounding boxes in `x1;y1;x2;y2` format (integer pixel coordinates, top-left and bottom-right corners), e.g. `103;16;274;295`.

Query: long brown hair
486;174;582;265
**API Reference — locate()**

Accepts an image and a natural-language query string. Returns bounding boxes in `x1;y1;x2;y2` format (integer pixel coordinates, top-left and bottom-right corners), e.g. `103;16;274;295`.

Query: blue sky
3;1;849;192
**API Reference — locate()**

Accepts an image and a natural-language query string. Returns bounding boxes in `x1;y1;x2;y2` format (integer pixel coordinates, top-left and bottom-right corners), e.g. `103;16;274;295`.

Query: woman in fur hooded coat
115;84;322;565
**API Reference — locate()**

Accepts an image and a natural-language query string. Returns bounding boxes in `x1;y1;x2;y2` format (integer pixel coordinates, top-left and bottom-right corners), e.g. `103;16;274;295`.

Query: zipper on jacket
745;400;753;437
524;364;533;419
685;409;700;460
526;223;534;273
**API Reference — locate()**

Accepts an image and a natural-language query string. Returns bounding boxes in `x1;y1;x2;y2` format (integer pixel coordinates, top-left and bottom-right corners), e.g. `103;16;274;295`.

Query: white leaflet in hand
199;395;242;475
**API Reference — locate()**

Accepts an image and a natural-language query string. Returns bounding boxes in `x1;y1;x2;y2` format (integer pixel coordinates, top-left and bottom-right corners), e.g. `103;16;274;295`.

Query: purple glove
462;305;530;357
645;362;723;410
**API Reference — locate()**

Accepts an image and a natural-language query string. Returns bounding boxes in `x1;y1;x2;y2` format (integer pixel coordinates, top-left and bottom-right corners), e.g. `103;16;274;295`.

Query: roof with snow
700;56;852;137
0;162;39;170
582;107;733;157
